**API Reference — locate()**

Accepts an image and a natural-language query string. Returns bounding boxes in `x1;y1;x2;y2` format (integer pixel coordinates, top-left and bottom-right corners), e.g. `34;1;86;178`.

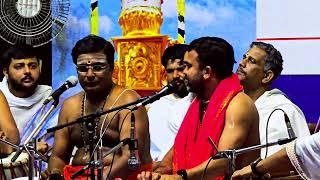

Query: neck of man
85;84;114;104
244;85;271;102
8;84;35;98
199;78;220;102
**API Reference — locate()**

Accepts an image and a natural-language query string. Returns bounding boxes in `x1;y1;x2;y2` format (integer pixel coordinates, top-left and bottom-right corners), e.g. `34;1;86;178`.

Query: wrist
250;158;265;177
177;169;188;180
49;173;63;180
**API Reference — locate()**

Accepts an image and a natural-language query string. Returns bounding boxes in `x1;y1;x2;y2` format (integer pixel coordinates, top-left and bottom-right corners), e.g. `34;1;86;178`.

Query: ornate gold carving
113;1;168;91
112;36;168;90
119;9;163;36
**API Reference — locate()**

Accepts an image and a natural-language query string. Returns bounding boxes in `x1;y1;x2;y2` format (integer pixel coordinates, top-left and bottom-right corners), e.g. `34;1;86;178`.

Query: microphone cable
264;108;286;159
201;156;214;180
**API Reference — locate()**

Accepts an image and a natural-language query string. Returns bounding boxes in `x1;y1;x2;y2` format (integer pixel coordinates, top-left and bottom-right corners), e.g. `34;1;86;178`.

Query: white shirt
286;132;320;180
255;89;310;158
0;77;52;136
148;93;193;161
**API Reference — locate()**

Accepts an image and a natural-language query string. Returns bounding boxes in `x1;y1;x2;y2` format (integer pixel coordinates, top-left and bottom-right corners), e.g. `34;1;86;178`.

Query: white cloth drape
255;88;310;158
286;132;320;180
0;77;52;135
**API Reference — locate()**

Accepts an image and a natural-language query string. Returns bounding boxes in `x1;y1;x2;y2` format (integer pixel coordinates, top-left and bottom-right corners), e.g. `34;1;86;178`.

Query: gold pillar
112;0;168;91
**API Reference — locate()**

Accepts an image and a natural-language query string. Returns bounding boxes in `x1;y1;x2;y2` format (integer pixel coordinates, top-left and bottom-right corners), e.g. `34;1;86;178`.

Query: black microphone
284;112;296;139
277;137;296;145
11;147;23;162
43;76;78;105
127;113;140;171
133;79;182;109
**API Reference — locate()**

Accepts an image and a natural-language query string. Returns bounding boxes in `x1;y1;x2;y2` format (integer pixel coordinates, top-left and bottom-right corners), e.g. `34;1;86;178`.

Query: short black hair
161;44;189;67
71;35;115;70
189;36;235;79
250;41;283;79
0;44;38;72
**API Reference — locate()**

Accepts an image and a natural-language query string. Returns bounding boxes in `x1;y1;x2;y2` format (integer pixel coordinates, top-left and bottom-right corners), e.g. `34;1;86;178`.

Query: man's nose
239;59;246;67
23;66;31;74
177;70;186;80
86;68;95;78
173;69;180;79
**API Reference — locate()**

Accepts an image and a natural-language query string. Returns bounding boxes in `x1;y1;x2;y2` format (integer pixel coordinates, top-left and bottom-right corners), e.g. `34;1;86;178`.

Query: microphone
284;112;296;139
127;113;140;171
134;79;183;109
277;137;296;145
43;76;78;105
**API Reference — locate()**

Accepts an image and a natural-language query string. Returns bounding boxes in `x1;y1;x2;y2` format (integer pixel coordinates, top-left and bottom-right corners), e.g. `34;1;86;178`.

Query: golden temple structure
112;0;168;91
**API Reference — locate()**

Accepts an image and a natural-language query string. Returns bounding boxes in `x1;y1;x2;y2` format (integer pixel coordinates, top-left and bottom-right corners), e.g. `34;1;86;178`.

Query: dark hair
250;41;283;79
189;36;235;79
0;44;38;71
161;44;189;67
71;35;115;70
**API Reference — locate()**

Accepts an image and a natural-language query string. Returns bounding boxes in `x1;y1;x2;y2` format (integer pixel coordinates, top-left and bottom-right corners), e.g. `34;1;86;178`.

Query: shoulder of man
113;85;140;101
227;92;259;121
61;92;83;107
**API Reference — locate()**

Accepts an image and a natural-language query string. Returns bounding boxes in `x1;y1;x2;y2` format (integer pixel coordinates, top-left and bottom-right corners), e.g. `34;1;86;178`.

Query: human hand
0;131;6;139
231;165;253;179
159;174;183;180
0;131;14;154
232;165;271;180
152;161;161;170
137;171;161;180
41;168;50;180
37;140;49;154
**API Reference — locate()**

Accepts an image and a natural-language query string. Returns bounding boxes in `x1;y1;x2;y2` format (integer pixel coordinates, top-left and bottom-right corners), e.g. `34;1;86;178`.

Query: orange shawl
173;74;242;179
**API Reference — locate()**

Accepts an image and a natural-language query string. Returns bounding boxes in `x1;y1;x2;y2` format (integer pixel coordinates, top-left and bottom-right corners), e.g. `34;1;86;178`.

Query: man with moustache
0;45;52;147
236;41;310;160
148;44;194;162
48;35;152;179
138;36;260;179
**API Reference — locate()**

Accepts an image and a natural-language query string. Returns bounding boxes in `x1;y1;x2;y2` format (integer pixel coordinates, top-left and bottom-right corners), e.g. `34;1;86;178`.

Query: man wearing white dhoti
0;45;53;146
237;42;310;158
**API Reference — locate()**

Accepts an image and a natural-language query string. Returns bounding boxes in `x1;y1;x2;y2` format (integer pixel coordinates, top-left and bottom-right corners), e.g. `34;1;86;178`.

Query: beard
185;75;204;94
7;75;38;93
173;80;189;98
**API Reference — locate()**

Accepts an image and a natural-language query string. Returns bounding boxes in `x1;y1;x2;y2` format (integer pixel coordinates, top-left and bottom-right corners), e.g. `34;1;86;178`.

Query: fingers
231;170;241;179
41;169;50;180
137;171;147;180
37;141;49;153
152;173;161;180
0;131;6;139
137;171;160;180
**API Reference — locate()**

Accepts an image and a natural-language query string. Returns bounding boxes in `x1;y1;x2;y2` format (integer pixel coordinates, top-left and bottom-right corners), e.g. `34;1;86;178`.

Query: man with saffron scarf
138;37;260;179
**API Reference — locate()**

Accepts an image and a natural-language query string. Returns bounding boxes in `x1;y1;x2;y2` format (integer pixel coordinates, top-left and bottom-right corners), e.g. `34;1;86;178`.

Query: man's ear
262;70;274;84
202;66;212;80
38;59;42;73
3;67;8;78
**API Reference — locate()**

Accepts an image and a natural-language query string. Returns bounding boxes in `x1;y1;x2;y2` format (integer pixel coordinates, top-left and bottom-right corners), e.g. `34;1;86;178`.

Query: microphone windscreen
66;76;78;87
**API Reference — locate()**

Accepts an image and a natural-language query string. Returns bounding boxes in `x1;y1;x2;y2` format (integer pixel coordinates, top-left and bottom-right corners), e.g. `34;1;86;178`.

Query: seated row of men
0;35;314;179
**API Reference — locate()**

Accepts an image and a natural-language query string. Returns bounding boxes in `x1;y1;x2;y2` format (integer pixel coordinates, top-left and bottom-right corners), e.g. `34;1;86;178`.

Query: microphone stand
71;112;140;179
10;99;59;180
0;131;47;180
127;112;140;171
70;138;131;179
47;97;148;180
47;97;148;134
210;138;296;180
